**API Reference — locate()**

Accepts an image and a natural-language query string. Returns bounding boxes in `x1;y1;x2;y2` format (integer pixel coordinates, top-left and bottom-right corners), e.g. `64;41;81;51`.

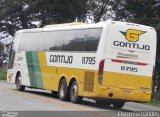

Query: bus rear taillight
98;60;105;85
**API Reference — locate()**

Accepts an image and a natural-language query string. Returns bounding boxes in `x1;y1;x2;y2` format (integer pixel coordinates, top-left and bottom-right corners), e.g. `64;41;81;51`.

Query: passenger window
18;28;102;52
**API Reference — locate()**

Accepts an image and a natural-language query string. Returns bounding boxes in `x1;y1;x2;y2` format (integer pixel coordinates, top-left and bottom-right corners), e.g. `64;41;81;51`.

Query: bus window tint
8;48;15;69
62;30;87;51
8;33;21;69
62;28;102;51
19;28;102;52
19;32;43;51
86;28;102;51
61;30;76;51
48;31;63;51
74;29;88;51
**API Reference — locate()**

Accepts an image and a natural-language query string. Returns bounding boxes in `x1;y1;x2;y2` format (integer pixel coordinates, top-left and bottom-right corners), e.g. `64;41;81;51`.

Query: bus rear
97;22;156;103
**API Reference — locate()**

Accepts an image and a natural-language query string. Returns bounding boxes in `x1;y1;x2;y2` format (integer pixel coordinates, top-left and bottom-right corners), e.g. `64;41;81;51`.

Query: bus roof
16;22;105;34
16;21;154;34
44;22;86;28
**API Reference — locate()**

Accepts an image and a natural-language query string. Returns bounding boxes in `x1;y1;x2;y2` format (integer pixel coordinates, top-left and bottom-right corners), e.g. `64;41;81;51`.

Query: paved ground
0;81;160;117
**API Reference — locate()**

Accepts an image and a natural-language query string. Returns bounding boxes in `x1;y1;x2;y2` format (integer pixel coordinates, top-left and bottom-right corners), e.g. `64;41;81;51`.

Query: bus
7;21;157;108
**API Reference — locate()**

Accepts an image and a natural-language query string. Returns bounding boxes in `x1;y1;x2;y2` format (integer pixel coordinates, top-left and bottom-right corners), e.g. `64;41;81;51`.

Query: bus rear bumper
95;86;151;102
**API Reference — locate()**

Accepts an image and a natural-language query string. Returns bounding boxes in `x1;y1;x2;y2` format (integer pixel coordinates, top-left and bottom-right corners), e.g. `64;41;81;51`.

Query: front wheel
70;81;82;103
16;73;25;91
112;101;125;108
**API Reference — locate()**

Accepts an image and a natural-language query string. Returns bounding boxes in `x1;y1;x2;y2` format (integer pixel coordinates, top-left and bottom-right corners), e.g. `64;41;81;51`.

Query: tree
33;0;86;27
0;42;4;53
85;0;114;23
0;0;87;36
0;0;36;36
0;42;4;66
154;23;160;95
113;0;160;27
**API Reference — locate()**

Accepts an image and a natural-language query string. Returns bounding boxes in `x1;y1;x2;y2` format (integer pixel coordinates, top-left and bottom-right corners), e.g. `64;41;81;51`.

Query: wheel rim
60;83;65;98
71;84;78;100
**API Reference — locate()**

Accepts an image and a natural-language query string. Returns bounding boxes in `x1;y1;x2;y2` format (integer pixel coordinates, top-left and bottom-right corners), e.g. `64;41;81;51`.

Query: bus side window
74;29;88;51
8;33;21;69
86;28;102;51
8;48;16;69
48;31;63;51
62;29;88;51
62;30;76;51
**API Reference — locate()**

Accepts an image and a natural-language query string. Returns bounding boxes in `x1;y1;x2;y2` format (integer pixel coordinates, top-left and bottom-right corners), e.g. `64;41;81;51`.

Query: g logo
120;29;145;42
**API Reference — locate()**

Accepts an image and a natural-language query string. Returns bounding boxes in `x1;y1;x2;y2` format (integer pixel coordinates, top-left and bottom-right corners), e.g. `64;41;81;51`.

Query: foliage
0;41;4;67
0;41;4;53
112;0;160;27
30;0;86;26
0;0;159;34
86;0;113;23
0;42;4;65
151;92;160;107
0;67;7;80
0;0;87;36
153;57;160;95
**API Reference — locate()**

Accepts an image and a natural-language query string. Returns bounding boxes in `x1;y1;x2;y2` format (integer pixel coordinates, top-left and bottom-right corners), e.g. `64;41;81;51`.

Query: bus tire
112;101;125;108
58;79;69;101
70;81;82;103
16;73;25;91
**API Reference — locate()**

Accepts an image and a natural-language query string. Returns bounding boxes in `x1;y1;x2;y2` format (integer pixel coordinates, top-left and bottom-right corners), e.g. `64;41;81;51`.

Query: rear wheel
58;79;69;101
16;73;25;91
70;81;82;103
112;101;125;108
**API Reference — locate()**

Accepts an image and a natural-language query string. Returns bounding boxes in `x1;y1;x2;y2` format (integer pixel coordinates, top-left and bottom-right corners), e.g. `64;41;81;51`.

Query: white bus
7;21;157;108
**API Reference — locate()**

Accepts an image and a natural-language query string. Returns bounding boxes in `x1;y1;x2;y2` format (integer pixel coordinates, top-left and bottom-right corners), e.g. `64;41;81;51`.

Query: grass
150;93;160;107
0;67;7;80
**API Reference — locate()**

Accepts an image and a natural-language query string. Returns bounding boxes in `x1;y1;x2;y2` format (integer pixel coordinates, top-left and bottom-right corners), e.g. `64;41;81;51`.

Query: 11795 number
121;66;138;72
82;57;96;65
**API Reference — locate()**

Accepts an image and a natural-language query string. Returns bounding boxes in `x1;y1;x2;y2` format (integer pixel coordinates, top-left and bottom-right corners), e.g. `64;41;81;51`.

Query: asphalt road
0;81;160;117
